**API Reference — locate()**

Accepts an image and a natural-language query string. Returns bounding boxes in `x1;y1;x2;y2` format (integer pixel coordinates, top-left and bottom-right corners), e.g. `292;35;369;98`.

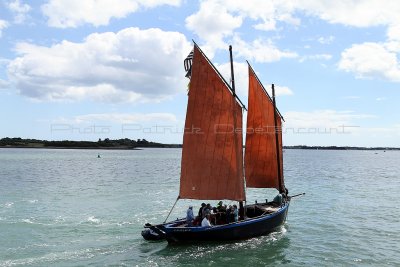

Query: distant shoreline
2;146;398;151
0;138;182;150
0;138;398;151
283;146;400;151
0;146;142;150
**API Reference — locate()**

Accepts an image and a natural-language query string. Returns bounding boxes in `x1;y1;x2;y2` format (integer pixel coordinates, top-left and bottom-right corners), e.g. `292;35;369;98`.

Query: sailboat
142;42;298;243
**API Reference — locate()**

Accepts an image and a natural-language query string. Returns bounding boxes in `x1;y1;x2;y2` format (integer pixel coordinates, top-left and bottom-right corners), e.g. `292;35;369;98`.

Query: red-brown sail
179;45;245;201
245;65;284;191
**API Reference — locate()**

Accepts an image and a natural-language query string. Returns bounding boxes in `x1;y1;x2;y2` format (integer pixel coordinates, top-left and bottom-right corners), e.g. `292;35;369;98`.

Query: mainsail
245;64;285;192
179;45;245;201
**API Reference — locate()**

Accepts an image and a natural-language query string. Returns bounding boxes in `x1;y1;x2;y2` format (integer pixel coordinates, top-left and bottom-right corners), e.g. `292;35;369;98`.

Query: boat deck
173;202;283;228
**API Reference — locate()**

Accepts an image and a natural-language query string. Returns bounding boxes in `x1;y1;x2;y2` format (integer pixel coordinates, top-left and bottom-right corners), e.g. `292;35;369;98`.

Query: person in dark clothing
203;203;212;218
198;203;206;218
226;205;232;223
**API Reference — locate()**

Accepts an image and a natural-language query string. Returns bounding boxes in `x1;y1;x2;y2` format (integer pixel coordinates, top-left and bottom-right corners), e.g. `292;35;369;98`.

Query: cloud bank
42;0;182;28
7;27;191;102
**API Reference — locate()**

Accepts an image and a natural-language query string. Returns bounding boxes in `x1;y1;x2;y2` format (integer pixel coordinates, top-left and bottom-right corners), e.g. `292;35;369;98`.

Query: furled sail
245;64;284;191
179;45;245;201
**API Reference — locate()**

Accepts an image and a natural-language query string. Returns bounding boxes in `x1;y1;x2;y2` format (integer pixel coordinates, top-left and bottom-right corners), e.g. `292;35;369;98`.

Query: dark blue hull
161;202;289;243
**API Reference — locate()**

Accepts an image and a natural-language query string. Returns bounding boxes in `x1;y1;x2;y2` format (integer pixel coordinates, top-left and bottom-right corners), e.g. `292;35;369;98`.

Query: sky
0;0;399;147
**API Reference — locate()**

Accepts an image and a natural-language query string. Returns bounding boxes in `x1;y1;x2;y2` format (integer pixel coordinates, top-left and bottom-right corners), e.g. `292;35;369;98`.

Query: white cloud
42;0;182;28
284;110;375;129
225;0;299;31
68;112;177;124
185;0;400;67
334;6;400;83
185;0;242;53
296;1;400;82
376;97;386;101
185;0;301;53
387;25;400;42
216;61;248;98
7;0;31;24
282;111;398;147
184;1;400;49
338;42;400;82
216;61;294;99
298;0;400;28
312;54;332;60
385;25;400;52
0;79;10;89
322;2;400;83
186;0;400;48
233;36;298;63
359;124;400;142
267;85;293;96
317;35;335;45
7;27;191;102
47;84;143;103
243;0;400;30
0;20;9;37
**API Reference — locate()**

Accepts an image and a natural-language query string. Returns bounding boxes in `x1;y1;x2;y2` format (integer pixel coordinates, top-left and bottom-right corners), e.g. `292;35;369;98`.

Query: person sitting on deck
201;214;212;227
212;207;218;214
233;205;239;222
212;201;225;224
186;206;194;226
203;203;212;218
226;205;232;223
216;201;224;211
198;203;206;218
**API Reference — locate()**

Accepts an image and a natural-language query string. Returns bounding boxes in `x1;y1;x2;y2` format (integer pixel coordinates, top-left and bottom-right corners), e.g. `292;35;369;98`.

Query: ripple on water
1;149;400;266
1;202;14;208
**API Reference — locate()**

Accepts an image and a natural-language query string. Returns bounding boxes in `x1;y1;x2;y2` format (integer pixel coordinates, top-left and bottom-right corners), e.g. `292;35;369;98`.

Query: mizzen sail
179;45;245;201
245;64;284;191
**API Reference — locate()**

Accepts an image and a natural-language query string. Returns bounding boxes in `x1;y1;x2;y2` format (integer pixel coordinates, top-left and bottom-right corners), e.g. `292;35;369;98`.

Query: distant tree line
1;138;396;150
0;137;182;149
283;145;399;150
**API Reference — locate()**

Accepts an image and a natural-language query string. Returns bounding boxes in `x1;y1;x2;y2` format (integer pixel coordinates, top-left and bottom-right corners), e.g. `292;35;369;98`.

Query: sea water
0;148;399;266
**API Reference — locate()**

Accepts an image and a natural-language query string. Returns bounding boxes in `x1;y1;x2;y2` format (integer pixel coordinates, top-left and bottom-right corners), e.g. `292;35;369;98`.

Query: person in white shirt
201;214;212;227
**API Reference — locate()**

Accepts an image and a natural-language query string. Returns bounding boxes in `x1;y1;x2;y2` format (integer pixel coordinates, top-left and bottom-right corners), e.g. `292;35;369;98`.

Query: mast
229;45;245;220
272;84;284;193
229;45;236;96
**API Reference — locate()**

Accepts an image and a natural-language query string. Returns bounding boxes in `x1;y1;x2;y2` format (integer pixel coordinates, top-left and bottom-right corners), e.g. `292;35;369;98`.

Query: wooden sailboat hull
162;202;289;243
